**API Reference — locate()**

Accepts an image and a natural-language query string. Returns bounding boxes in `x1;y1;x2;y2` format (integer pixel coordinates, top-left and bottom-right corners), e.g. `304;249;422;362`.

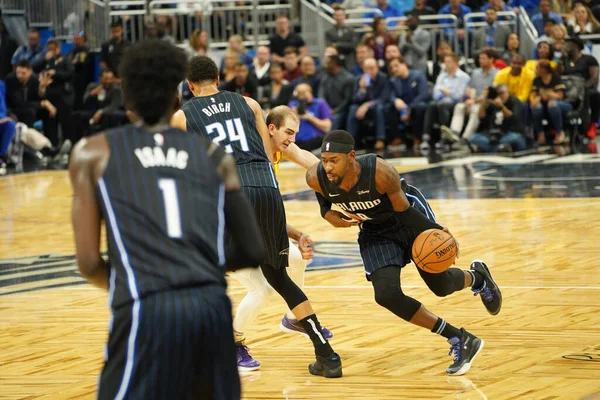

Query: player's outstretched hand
341;212;361;225
442;227;460;262
298;234;314;260
325;210;360;228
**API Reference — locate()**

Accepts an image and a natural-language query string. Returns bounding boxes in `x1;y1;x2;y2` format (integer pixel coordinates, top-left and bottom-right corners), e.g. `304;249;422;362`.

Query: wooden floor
2;160;600;399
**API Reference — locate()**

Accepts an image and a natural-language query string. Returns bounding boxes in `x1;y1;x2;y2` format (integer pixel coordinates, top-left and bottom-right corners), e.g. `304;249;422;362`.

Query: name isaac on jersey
134;145;189;169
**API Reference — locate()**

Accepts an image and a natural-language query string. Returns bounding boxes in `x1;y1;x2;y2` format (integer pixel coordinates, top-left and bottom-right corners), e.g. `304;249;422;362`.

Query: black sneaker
308;353;342;378
471;259;502;315
446;329;484;376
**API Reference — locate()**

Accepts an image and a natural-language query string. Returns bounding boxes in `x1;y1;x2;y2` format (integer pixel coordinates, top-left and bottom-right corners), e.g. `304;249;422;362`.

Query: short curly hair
119;40;187;125
188;55;219;83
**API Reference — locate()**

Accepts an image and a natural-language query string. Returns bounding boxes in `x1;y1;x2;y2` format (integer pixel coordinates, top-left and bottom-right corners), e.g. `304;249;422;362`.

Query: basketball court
2;153;600;399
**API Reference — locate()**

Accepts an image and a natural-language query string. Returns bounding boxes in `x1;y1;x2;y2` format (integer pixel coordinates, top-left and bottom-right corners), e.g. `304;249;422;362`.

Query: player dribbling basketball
305;130;503;376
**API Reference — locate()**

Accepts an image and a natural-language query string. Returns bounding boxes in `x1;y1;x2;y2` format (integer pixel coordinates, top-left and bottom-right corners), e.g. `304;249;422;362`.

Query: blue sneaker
446;328;484;376
279;315;333;340
235;340;260;371
470;259;502;315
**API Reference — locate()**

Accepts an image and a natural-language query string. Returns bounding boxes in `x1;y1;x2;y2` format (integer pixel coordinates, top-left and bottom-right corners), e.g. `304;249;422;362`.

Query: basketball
412;229;458;273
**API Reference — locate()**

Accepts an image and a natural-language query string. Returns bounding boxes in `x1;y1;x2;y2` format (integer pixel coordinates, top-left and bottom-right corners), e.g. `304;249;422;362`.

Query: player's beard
328;173;343;186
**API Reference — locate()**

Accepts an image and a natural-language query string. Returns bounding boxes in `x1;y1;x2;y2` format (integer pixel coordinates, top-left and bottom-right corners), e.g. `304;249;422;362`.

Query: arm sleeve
395;205;443;233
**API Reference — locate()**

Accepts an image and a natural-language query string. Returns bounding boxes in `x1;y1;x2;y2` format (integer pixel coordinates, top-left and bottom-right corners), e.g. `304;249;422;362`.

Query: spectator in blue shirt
387;56;429;143
481;0;511;13
365;0;404;27
11;29;45;66
439;0;472;39
288;83;332;150
509;0;540;16
346;58;390;150
531;0;563;36
0;81;16;170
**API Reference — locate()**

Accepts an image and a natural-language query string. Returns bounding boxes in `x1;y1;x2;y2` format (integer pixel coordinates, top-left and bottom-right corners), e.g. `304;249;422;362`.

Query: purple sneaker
279;315;333;340
235;341;260;371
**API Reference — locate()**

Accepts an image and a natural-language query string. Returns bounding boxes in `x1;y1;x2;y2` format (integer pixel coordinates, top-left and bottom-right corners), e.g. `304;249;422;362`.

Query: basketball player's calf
260;264;342;378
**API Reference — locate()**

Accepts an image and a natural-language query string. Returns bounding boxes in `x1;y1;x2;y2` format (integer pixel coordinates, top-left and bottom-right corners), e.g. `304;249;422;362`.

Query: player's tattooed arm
306;163;358;228
375;157;444;233
69;136;110;291
374;157;412;212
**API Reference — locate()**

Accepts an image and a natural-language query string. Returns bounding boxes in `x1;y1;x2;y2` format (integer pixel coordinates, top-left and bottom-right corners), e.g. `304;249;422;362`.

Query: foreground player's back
182;90;277;188
99;125;226;309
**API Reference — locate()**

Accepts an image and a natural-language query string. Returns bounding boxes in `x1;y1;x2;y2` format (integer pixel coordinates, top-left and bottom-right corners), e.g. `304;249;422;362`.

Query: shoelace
473;280;495;303
237;344;252;359
448;340;461;363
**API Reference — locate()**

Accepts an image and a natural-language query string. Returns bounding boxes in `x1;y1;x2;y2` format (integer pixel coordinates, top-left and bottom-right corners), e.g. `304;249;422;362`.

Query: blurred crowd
0;0;599;173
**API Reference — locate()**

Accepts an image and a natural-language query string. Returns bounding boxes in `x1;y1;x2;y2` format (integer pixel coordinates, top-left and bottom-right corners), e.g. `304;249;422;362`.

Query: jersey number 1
206;118;249;153
158;178;182;238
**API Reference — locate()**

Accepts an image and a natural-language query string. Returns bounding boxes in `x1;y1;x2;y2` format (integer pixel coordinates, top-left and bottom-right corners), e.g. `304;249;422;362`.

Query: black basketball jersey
181;91;277;188
98;125;227;309
317;154;397;226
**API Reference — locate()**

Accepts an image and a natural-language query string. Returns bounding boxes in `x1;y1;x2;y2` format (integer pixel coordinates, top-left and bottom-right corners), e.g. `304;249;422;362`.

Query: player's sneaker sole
238;364;260;372
280;321;309;338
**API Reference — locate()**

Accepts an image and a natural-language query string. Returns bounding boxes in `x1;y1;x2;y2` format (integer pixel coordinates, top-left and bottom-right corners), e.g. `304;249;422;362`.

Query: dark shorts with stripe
358;182;436;280
242;185;289;270
98;285;240;400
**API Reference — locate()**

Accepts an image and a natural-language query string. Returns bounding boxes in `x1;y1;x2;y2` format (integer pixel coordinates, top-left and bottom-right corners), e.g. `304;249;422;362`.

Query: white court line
285;200;600;217
230;285;600;290
531;184;568;190
473;168;600;182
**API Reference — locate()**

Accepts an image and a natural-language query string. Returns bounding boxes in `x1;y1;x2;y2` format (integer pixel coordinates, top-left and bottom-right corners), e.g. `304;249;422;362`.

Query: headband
321;141;354;154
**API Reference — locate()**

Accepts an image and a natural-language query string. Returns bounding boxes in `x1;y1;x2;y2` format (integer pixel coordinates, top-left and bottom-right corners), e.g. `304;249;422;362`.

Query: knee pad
423;268;464;297
260;264;307;309
372;278;420;321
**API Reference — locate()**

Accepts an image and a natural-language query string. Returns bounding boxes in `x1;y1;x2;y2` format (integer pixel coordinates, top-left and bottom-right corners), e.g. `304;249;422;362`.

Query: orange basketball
412;229;458;273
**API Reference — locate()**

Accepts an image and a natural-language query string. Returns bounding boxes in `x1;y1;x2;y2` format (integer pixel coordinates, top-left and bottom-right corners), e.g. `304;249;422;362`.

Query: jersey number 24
206;118;249;153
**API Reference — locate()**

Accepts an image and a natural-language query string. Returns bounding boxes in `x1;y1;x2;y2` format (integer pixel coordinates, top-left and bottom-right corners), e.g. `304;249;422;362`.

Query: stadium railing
517;5;538;60
463;11;518;59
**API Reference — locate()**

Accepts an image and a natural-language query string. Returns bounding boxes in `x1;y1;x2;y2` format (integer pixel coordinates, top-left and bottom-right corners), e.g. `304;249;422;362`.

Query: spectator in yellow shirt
524;41;558;75
493;54;535;103
493;54;534;129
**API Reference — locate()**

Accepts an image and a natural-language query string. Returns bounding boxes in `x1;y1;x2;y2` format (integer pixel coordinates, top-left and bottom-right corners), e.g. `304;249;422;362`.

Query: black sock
431;318;462;339
298;314;334;358
469;270;485;290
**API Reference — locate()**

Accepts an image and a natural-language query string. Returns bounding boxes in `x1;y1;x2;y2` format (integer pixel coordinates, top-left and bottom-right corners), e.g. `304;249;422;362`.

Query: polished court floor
1;154;600;399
